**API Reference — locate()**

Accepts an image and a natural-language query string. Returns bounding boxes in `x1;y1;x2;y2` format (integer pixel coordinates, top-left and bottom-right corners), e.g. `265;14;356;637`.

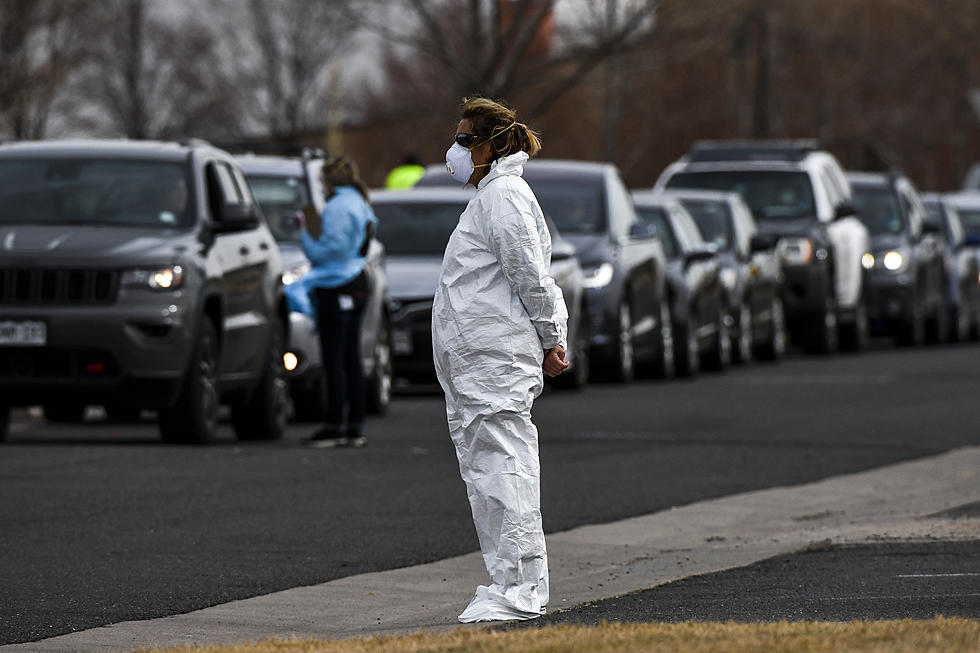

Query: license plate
0;320;47;346
391;329;413;355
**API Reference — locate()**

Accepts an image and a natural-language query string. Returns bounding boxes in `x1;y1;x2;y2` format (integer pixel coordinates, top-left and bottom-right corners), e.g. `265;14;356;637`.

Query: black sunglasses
454;133;481;148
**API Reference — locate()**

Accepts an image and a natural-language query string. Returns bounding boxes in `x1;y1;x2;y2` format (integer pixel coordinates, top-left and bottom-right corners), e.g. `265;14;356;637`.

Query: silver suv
0;140;289;443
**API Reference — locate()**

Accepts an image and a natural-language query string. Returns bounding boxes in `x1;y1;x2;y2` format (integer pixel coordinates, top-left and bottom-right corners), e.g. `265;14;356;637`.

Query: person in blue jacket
296;155;377;447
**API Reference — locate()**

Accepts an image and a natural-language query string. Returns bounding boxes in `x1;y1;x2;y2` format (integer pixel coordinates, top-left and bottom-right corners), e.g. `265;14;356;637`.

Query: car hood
0;224;194;262
869;233;908;251
562;233;609;267
385;256;443;301
754;216;818;238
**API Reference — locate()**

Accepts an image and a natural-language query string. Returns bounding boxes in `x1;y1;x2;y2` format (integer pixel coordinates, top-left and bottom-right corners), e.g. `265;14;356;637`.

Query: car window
666;170;816;222
373;201;467;256
0;158;191;228
247;174;311;242
606;171;636;238
523;175;606;234
679;198;733;250
634;205;679;259
956;206;980;239
212;163;243;204
851;184;906;235
673;208;705;249
819;168;842;207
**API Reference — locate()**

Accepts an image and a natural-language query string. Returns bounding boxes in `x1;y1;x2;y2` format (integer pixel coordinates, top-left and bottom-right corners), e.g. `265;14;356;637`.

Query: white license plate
0;320;47;346
391;329;413;355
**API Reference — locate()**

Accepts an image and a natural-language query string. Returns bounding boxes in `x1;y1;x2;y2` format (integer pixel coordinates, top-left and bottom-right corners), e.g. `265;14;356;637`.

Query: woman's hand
543;345;570;377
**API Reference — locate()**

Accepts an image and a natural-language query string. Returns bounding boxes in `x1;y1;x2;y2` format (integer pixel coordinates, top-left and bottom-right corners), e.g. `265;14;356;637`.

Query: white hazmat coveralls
432;151;568;623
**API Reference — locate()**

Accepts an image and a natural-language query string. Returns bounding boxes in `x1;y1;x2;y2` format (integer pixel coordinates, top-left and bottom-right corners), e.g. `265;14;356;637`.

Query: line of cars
3;137;979;443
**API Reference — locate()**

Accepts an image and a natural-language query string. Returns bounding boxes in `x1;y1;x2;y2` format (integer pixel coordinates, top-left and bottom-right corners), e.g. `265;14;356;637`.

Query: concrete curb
6;447;979;652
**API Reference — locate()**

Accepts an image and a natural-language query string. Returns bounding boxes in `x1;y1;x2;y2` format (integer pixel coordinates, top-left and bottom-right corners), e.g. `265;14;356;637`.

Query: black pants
313;287;368;434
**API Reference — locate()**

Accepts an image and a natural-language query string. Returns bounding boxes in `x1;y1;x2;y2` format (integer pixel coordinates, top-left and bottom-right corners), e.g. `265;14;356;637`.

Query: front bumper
0;287;198;407
865;271;915;329
390;301;436;384
284;311;322;388
780;262;831;329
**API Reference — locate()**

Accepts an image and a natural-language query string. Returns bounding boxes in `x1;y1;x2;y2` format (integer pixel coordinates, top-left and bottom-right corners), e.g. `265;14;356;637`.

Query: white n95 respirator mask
445;142;484;184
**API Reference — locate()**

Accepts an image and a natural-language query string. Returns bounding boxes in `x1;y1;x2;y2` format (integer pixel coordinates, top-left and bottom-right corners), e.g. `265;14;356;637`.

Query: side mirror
834;202;857;221
629;221;657;239
749;233;776;252
217;202;259;230
685;243;717;264
552;239;576;262
921;219;942;235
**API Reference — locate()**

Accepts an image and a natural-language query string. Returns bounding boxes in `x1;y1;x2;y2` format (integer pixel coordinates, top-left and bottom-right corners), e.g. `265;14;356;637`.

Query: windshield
525;177;606;234
247;174;310;242
0;158;191;228
666;170;815;222
679;198;732;249
957;207;980;238
634;206;679;259
851;184;906;236
373;201;466;256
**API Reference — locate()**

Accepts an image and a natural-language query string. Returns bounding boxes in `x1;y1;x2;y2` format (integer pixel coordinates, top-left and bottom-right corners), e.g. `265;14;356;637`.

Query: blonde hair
460;97;542;162
322;154;369;201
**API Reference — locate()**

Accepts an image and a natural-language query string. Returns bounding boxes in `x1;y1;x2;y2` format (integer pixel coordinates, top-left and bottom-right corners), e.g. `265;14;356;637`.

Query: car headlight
776;237;814;265
121;265;184;290
282;261;311;286
882;250;906;272
861;253;875;270
582;262;615;289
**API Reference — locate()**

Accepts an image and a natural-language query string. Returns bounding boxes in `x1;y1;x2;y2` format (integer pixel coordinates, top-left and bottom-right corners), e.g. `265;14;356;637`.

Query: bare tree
354;0;658;120
78;0;241;139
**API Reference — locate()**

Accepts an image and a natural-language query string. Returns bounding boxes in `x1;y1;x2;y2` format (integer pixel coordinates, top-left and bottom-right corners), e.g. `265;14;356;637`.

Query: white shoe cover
457;585;547;623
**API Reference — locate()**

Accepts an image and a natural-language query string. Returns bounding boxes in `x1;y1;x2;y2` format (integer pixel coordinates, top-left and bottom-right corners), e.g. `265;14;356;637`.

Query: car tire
701;307;731;371
806;282;838;354
231;320;289;441
731;302;753;364
0;405;9;442
605;301;635;383
159;318;220;444
839;295;869;352
896;302;925;346
673;308;699;377
291;375;326;422
949;302;969;343
367;318;393;415
42;403;86;423
755;296;786;361
925;295;949;345
553;314;590;389
646;300;675;379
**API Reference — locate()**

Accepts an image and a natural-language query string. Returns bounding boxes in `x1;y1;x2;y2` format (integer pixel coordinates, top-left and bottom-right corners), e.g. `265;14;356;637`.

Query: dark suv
0;140;289;443
848;172;946;344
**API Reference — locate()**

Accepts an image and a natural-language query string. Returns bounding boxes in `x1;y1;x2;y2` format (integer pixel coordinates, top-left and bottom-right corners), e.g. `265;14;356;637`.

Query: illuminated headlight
282;261;311;286
882;250;906;272
582;262;615;289
719;267;737;291
122;265;184;290
776;237;814;265
861;253;875;270
283;352;299;371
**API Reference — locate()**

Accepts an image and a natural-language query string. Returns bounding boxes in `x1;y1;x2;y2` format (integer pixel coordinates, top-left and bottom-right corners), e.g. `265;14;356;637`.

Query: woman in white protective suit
432;97;570;623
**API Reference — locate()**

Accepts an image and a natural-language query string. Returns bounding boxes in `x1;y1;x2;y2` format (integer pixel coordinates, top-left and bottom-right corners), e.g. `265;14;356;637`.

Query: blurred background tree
0;0;977;190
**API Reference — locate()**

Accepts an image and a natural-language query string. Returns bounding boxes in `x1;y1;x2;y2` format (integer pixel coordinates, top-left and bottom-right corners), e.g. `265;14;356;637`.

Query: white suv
654;140;871;353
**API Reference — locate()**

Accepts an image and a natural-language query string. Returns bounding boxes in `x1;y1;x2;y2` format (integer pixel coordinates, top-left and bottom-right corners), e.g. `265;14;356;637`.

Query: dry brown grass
136;617;980;653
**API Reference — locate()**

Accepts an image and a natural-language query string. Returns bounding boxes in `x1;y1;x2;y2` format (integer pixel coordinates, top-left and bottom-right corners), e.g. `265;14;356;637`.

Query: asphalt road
2;340;979;645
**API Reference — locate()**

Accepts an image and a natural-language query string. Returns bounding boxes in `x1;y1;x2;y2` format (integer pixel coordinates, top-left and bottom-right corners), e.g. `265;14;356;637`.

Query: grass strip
136;616;980;653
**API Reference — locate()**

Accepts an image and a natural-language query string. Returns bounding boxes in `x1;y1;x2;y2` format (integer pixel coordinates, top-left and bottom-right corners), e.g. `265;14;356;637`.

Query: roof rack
688;139;820;163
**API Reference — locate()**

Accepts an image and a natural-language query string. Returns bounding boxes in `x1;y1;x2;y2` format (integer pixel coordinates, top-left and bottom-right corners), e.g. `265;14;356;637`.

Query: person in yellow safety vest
385;154;425;189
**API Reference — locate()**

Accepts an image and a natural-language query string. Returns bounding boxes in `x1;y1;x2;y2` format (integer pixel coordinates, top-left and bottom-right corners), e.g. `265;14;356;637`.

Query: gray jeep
0;140;289;444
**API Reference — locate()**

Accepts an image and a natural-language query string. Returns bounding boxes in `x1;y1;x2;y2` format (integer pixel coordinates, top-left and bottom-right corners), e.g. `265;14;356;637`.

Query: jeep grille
0;269;119;305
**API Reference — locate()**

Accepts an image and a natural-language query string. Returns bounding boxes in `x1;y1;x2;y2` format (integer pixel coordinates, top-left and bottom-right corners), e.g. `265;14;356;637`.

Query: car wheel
553;314;589;389
949;303;969;343
42;403;86;423
367;318;393;415
925;295;949;345
232;320;289;441
731;302;753;364
291;375;326;422
0;405;9;442
897;302;925;346
159;318;220;444
756;296;787;361
806;284;838;354
702;307;731;371
839;294;869;352
607;301;635;383
650;300;675;379
673;308;699;377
